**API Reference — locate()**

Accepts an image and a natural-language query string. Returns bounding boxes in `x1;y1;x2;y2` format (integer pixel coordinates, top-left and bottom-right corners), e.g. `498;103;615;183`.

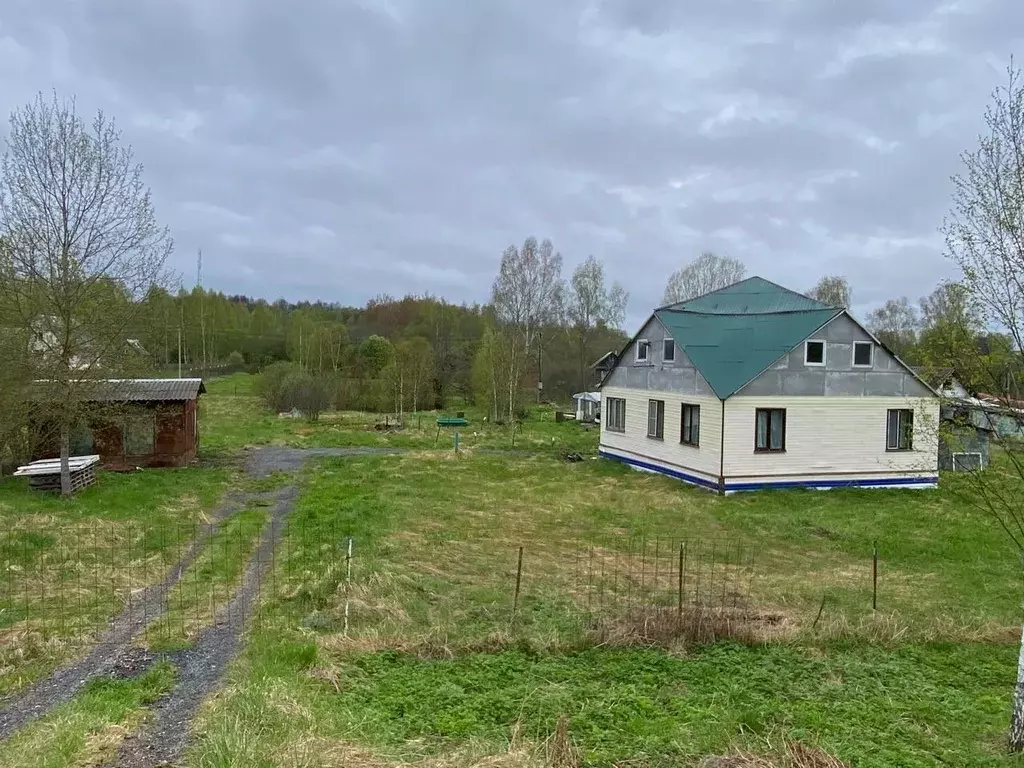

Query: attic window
853;341;873;367
804;340;825;366
636;340;650;363
663;338;675;362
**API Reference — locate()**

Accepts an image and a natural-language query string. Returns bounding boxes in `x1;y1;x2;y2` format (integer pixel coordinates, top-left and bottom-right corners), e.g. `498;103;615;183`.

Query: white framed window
663;338;675;363
636;339;650;363
853;341;873;367
804;339;826;366
605;397;626;432
647;399;664;439
886;409;914;451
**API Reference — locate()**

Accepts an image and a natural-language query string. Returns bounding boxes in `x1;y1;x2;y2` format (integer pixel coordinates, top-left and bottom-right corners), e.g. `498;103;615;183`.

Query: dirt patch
110;647;156;680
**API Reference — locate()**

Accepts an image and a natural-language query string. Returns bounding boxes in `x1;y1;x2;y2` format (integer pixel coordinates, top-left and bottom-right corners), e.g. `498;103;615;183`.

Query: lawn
185;452;1024;767
200;372;599;457
0;465;231;693
5;374;1024;766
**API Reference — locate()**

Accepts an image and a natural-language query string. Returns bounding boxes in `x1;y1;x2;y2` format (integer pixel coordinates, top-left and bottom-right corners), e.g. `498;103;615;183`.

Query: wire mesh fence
0;516;353;654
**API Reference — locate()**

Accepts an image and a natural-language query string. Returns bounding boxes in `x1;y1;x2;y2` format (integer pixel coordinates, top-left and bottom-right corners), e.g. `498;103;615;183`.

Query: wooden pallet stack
14;455;100;493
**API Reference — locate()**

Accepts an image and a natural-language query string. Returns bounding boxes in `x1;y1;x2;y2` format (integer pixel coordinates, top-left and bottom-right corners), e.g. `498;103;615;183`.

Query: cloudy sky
1;1;1021;328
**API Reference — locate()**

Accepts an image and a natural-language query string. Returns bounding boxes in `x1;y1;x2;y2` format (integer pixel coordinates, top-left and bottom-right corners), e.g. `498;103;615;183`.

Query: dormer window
804;340;825;366
636;339;650;363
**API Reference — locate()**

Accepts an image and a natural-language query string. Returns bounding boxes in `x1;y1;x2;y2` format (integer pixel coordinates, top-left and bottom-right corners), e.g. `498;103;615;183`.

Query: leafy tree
662;252;745;305
567;256;628;392
491;237;564;421
940;59;1024;752
0;93;172;493
807;275;852;308
865;297;920;362
358;334;394;378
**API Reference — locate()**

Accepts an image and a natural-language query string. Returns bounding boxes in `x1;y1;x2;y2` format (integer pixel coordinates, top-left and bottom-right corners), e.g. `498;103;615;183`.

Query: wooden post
677;542;685;620
872;542;878;611
344;537;354;637
513;546;524;619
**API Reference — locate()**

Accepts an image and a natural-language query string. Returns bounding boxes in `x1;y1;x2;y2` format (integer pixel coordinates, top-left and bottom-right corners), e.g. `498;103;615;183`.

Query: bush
255;361;300;412
281;370;333;421
226;350;245;366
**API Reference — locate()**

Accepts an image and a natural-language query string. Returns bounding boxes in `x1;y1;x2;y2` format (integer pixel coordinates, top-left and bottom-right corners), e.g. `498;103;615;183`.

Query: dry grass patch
699;739;847;768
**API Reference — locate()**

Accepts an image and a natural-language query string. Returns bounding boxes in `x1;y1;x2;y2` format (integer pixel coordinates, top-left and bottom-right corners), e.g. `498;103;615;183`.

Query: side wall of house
599;384;723;489
736;313;933;398
720;395;939;489
603;316;716;397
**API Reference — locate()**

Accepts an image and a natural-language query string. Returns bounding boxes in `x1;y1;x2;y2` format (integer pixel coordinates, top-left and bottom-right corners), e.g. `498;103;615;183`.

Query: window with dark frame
647;399;665;439
636;340;650;363
853;341;873;367
663;338;675;362
604;397;626;432
886;409;914;451
680;404;700;446
755;408;786;452
804;340;825;365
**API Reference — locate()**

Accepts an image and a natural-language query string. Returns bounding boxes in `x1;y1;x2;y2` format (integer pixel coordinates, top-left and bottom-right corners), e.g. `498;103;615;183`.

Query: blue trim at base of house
599;449;938;493
598;449;721;491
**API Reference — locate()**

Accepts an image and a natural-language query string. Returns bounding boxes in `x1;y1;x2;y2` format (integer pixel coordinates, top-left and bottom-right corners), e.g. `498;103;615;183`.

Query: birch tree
866;297;920;361
567;255;628;392
940;60;1024;752
807;275;852;308
491;237;564;422
0;93;172;494
662;252;745;305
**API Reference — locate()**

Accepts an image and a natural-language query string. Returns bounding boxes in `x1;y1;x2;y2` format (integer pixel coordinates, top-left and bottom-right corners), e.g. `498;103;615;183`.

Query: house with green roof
598;277;939;493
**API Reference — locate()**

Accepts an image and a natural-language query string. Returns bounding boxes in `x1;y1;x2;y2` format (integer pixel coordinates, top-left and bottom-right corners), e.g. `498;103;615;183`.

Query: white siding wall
599;385;723;484
722;396;939;481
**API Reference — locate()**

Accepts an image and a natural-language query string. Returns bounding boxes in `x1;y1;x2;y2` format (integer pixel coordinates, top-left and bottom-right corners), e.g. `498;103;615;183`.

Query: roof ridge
655;275;761;311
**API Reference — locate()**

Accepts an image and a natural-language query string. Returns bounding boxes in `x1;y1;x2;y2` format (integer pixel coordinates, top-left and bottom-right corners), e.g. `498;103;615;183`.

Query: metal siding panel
722;396;939;479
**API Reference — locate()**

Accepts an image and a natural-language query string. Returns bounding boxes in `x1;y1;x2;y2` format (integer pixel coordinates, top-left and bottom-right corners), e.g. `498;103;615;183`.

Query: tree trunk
1011;623;1024;751
59;420;71;497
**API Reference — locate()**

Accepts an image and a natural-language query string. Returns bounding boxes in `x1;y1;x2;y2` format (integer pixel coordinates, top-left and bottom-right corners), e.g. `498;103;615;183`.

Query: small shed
31;378;206;470
573;392;601;422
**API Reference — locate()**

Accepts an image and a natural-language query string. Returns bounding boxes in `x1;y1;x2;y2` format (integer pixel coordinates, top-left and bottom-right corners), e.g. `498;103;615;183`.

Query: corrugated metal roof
662;276;835;315
656;307;841;399
32;378;206;402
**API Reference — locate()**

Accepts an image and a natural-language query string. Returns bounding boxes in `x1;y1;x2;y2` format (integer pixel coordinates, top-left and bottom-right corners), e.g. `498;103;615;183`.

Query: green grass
199;373;599;457
183;450;1024;766
0;465;231;693
145;505;269;651
189;642;1020;767
0;662;177;767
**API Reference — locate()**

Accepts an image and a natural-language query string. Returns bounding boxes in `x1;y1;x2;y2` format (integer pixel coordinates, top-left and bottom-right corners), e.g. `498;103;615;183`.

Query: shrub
281;370;333;421
226;350;245;366
255;361;300;412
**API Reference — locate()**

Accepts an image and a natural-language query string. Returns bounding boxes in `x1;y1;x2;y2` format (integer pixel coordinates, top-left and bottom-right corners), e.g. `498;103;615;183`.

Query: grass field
4;373;1024;766
186;452;1024;767
200;372;600;457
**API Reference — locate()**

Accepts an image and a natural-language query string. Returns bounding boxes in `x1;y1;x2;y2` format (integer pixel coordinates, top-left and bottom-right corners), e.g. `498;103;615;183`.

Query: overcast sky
1;1;1022;328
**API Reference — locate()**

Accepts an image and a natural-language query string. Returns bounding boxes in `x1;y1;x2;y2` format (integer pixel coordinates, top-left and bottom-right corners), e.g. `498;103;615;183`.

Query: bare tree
865;297;920;361
807;275;852;308
662;252;745;305
0;93;173;494
941;60;1024;752
566;255;628;392
491;237;564;421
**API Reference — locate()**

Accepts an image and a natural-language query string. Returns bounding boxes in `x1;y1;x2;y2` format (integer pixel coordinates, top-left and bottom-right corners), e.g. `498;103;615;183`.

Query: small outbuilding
573;392;601;422
31;378;206;470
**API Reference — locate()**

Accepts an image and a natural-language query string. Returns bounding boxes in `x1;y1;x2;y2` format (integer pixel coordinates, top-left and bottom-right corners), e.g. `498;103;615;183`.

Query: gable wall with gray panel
603;316;717;397
735;313;934;398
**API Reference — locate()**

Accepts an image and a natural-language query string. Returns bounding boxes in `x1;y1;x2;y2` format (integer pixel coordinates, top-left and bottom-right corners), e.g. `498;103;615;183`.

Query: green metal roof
655;277;841;398
662;276;835;314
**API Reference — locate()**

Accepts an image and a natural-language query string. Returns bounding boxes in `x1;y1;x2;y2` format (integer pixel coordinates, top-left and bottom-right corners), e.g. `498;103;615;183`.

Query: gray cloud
1;0;1023;327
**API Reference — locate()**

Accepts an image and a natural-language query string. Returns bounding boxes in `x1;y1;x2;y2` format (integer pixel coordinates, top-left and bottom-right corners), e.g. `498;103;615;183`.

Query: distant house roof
32;378;206;403
591;351;618;369
910;366;958;389
654;277;842;399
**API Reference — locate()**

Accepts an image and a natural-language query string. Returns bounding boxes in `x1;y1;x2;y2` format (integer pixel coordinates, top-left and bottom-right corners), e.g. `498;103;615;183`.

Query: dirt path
1;445;537;762
0;489;247;741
